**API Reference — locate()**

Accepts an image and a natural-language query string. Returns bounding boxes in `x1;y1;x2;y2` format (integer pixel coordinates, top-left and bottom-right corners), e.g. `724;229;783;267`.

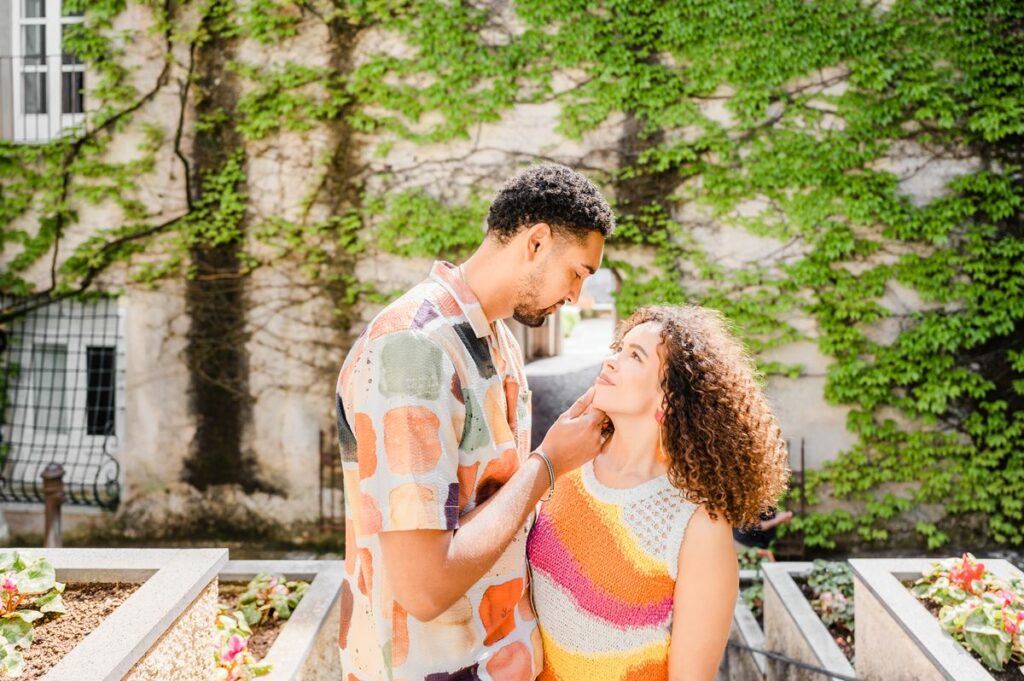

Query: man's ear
525;223;552;260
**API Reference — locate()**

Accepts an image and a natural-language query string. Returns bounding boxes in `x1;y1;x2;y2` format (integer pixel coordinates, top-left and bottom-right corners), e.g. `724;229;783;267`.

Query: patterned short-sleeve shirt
336;260;541;680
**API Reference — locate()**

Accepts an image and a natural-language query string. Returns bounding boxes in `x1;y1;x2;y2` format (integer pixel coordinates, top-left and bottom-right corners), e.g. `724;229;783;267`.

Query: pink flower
1001;608;1024;636
997;590;1016;607
1;575;17;593
220;634;247;665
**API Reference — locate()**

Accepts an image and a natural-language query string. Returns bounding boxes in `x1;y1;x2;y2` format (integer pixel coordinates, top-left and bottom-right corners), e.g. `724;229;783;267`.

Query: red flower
948;554;985;594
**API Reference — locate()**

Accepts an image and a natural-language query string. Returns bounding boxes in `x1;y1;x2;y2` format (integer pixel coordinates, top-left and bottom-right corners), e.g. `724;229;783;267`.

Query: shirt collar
429;260;493;339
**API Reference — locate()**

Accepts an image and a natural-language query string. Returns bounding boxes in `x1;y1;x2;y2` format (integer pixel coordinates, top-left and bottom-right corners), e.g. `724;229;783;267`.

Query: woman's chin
591;388;613;413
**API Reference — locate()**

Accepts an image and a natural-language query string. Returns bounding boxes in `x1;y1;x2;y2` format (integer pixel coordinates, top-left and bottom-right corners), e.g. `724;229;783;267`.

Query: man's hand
539;386;607;478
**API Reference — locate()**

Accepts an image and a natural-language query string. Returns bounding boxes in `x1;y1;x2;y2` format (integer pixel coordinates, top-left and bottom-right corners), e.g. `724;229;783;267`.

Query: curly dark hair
486;164;615;244
611;305;790;529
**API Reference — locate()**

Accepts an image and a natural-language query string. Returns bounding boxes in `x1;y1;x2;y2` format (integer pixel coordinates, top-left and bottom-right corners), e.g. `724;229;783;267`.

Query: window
31;344;68;432
85;346;116;436
0;297;124;507
10;0;86;142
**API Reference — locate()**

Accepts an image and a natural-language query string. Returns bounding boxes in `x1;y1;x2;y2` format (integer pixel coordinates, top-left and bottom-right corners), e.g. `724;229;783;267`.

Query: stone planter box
718;568;767;681
849;558;1024;681
21;547;227;680
761;562;856;681
219;560;344;681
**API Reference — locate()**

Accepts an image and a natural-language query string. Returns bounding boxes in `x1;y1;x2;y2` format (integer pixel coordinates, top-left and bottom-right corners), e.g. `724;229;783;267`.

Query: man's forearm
387;454;550;621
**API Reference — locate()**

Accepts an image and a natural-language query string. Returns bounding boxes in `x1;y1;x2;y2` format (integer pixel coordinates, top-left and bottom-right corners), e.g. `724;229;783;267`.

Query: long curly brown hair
610;305;790;529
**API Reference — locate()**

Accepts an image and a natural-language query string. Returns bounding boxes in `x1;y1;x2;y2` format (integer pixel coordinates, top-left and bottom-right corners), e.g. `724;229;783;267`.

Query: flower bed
795;560;855;662
850;557;1024;681
908;554;1023;679
19;581;139;678
762;561;856;681
216;560;343;681
11;547;226;680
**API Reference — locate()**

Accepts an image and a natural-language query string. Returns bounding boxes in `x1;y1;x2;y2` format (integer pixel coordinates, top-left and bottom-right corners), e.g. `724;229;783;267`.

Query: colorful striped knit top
526;458;698;680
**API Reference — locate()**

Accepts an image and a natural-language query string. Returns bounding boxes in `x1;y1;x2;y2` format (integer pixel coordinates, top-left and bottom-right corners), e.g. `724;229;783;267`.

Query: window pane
62;1;84;17
62;71;84;114
23;0;45;18
22;26;46;66
23;72;47;114
86;347;116;436
62;25;81;65
32;344;67;433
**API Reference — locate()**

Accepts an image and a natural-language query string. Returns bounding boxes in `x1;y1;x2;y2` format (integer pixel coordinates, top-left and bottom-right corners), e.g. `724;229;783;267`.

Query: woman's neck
595;415;667;487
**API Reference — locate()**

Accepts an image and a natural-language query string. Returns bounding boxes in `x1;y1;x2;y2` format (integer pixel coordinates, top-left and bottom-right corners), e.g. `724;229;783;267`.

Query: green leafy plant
802;560;855;658
0;551;66;677
560;307;581;339
740;580;765;621
211;572;310;680
737;547;774;620
912;553;1024;673
234;572;308;628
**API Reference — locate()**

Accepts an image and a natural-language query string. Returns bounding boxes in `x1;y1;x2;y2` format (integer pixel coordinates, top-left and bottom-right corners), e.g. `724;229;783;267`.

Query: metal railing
0;54;89;143
0;296;123;509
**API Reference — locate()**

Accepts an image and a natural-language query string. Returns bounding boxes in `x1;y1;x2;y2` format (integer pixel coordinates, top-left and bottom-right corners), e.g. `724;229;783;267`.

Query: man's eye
575;272;582;280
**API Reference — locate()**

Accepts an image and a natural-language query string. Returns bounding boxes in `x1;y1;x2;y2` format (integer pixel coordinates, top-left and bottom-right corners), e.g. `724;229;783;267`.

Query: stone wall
0;1;985;542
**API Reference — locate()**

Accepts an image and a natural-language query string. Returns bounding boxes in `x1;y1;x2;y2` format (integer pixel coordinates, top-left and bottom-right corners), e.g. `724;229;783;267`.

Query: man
336;164;614;679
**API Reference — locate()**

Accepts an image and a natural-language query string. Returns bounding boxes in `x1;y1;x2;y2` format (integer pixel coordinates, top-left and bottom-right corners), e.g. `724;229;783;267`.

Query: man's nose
567;281;583;305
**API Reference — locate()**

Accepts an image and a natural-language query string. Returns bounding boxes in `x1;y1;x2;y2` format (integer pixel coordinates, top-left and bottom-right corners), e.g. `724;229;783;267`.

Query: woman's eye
631;351;641;361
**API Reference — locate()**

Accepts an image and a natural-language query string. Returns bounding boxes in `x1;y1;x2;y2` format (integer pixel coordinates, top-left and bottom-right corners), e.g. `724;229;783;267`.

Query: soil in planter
21;582;141;679
903;581;1023;681
796;579;855;662
218;583;288;661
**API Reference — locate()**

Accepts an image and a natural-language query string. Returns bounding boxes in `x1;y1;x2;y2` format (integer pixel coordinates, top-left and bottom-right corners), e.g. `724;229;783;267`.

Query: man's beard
512;270;554;328
512;301;550;328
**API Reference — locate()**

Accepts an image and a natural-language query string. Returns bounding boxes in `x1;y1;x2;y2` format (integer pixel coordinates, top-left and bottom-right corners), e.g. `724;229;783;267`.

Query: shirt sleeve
347;329;466;533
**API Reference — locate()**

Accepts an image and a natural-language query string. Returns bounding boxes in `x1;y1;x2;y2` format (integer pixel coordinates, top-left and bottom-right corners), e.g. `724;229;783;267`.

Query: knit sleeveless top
525;459;698;680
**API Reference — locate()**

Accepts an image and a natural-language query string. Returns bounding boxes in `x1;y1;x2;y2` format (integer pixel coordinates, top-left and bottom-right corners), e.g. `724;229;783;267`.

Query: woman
526;305;790;680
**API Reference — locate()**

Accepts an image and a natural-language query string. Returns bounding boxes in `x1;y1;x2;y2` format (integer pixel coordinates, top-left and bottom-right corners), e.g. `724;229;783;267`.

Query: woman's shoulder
676;505;736;564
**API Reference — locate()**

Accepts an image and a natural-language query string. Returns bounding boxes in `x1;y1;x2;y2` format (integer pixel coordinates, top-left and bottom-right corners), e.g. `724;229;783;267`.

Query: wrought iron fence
0;297;122;508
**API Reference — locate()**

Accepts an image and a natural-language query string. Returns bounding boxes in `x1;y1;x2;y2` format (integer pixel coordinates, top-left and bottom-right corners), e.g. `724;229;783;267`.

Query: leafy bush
235;572;309;628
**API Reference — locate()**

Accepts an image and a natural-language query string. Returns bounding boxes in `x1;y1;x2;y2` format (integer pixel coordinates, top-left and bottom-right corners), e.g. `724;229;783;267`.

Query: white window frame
11;0;85;143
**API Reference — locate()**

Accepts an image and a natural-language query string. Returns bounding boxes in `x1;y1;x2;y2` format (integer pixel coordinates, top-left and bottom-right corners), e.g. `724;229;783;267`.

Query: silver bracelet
531;449;555;502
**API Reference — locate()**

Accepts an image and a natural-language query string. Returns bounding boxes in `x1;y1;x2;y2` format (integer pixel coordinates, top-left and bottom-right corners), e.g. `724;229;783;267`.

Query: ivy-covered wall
1;0;1021;549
